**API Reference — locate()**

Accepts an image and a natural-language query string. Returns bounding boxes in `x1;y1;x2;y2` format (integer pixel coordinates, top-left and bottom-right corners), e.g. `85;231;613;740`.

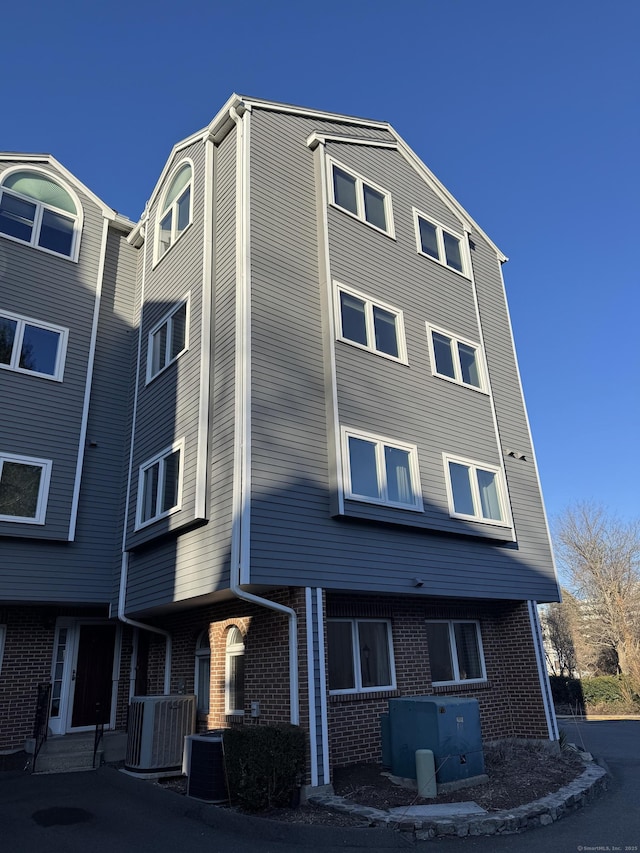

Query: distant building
0;95;560;785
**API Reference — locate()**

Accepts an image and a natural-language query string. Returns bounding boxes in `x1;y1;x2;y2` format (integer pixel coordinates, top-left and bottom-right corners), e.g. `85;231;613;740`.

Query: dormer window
0;170;80;260
155;162;192;262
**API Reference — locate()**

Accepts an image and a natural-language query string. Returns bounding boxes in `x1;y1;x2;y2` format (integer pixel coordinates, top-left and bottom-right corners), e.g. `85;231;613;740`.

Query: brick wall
325;594;549;768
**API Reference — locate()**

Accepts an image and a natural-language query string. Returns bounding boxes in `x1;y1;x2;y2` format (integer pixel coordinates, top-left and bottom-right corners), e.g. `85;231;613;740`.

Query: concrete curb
308;761;609;840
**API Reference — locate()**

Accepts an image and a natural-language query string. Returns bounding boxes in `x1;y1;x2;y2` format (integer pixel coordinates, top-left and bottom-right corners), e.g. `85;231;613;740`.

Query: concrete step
33;734;103;774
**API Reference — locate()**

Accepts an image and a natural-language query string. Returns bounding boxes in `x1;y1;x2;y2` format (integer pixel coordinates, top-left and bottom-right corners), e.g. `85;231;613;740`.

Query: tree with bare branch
554;503;640;686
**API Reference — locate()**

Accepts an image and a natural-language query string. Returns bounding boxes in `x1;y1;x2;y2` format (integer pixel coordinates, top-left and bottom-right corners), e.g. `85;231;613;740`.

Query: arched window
156;162;192;261
225;626;245;715
0;169;80;259
194;629;211;714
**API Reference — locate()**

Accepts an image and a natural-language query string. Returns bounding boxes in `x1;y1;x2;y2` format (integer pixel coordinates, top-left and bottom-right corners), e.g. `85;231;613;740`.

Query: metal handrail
93;702;104;768
32;683;52;773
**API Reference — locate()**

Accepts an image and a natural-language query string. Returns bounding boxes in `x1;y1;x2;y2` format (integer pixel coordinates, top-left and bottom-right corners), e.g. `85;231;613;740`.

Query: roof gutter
228;105;299;726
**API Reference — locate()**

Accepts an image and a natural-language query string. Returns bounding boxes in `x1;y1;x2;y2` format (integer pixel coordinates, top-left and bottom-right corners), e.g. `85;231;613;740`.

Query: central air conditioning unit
184;732;228;802
125;695;195;775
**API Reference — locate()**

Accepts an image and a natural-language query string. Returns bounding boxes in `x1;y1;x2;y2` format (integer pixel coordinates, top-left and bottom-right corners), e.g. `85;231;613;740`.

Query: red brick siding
325;595;549;768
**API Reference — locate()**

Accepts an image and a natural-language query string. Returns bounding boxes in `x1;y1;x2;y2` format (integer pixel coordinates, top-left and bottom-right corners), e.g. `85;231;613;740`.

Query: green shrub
223;724;306;811
549;676;585;713
581;675;639;706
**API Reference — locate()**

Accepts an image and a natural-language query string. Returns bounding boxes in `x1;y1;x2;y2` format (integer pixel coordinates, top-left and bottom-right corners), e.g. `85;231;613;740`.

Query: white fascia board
0;153;127;224
390;133;508;263
135;94;246;236
238;96;391;131
306;131;396;150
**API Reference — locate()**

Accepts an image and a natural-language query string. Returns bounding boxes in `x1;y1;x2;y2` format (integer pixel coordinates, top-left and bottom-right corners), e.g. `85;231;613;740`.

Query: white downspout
228;105;299;726
117;214;172;695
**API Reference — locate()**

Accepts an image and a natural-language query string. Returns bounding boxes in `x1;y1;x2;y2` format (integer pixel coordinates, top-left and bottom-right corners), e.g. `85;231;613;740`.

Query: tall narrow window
225;627;245;715
136;441;183;528
329;160;393;236
0;453;52;524
444;455;508;524
156;162;193;261
194;629;211;715
146;298;189;382
0;170;80;259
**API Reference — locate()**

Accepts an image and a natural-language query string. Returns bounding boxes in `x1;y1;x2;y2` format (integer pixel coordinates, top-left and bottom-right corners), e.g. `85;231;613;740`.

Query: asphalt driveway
0;719;637;853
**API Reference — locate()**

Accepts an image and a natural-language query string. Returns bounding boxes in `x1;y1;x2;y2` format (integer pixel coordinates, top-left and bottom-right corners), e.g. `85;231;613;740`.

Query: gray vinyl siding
125;141;206;550
124;130;237;616
0;157;137;602
246;107;558;603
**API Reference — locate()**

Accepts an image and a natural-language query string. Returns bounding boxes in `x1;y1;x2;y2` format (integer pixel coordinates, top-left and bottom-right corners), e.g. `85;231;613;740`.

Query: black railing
32;682;52;773
93;702;104;769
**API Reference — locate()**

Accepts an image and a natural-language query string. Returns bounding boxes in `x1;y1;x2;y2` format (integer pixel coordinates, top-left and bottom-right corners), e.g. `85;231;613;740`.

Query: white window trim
328;618;397;695
225;627;245;715
426;619;487;686
342;426;423;512
0;167;83;262
442;452;512;527
0;452;52;525
145;294;190;384
413;207;469;278
194;628;211;715
134;438;185;530
327;156;395;238
153;159;194;266
334;281;408;364
426;322;487;393
0;309;68;382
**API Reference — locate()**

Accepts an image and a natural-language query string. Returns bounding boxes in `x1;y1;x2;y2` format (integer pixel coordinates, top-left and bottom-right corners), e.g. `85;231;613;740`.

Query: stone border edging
308;761;608;839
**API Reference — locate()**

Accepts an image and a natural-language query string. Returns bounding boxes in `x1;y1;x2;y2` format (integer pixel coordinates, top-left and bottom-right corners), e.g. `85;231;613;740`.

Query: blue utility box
388;696;484;784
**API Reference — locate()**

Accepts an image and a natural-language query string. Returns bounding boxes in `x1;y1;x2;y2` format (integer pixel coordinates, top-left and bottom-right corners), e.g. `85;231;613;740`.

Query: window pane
0;317;17;364
165;164;191;207
141;462;159;522
358;621;391;688
176;188;190;234
458;343;480;387
4;171;76;213
418;218;439;259
373;306;398;357
449;461;474;515
333;167;358;216
477;469;502;520
0;193;36;242
170;304;187;360
426;623;454;683
348;437;380;499
197;656;210;713
159;211;172;254
39;209;74;256
327;622;355;690
0;461;42;518
384;445;413;504
363;184;386;230
227;653;245;712
454;623;482;680
20;324;60;375
443;231;463;272
432;332;455;378
161;450;180;513
151;324;168;375
340;292;367;345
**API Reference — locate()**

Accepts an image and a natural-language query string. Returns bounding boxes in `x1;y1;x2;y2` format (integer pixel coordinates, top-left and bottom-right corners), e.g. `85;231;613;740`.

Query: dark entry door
71;624;116;728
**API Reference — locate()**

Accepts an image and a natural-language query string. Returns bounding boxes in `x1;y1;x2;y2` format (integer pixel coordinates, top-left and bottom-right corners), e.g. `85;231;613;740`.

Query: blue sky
2;0;638;525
